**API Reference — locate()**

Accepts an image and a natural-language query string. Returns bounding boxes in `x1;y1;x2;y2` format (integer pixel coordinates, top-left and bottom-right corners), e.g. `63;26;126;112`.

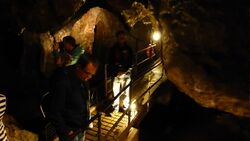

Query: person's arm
67;45;85;66
49;76;71;135
52;51;60;58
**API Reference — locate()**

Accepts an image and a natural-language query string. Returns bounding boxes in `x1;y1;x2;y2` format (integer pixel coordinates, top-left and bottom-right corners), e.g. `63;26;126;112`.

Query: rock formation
158;0;249;117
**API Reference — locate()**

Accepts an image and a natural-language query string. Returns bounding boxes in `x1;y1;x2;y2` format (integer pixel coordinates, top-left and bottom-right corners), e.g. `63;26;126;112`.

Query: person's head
116;30;127;45
62;36;76;52
75;53;98;81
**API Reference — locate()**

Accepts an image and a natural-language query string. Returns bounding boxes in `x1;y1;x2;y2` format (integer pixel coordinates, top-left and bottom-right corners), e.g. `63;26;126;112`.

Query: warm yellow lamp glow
131;103;136;110
152;31;161;41
130;103;137;118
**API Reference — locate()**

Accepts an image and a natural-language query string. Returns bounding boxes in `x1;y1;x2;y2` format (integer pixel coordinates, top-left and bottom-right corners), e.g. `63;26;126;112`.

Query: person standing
52;36;84;67
108;30;134;113
48;53;98;141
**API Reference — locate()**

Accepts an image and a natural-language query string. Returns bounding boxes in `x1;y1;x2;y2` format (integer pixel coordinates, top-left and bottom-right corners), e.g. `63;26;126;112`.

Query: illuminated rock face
21;7;124;76
159;0;249;117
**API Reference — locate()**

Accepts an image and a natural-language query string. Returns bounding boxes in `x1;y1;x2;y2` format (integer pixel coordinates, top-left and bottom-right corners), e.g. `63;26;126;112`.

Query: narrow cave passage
0;0;249;141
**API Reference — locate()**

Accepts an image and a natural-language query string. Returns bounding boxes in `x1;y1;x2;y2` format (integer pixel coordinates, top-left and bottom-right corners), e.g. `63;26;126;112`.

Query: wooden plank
88;127;109;135
101;118;117;124
92;122;124;137
102;114;128;124
103;114;128;123
91;126;110;132
86;129;98;136
93;120;114;128
103;113;128;120
88;122;125;140
85;133;97;141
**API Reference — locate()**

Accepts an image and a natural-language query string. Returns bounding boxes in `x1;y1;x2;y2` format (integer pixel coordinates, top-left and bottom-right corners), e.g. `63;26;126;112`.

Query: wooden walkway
86;112;129;141
85;61;164;141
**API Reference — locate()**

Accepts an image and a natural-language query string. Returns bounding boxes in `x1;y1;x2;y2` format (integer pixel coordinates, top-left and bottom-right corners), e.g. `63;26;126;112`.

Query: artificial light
152;31;161;41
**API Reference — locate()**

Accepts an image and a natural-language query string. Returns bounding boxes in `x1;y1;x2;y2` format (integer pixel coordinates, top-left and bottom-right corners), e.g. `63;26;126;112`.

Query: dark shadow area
139;80;250;141
0;32;48;135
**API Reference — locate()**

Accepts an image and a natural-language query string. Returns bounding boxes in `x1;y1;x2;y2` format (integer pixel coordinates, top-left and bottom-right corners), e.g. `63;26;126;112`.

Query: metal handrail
136;54;156;66
136;44;156;54
133;61;163;102
72;44;162;140
71;70;135;140
40;92;50;118
104;60;163;139
84;61;162;139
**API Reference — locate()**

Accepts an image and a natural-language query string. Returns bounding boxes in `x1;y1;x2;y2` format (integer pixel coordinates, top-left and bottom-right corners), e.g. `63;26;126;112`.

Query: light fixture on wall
152;31;161;41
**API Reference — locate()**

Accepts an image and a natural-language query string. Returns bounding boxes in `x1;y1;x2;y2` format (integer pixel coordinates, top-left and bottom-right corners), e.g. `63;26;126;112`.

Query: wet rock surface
159;0;249;117
3;115;38;141
139;81;250;141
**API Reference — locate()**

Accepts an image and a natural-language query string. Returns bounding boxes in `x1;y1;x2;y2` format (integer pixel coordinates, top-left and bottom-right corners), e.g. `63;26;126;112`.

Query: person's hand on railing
117;68;132;77
125;68;132;75
117;71;126;77
89;122;93;128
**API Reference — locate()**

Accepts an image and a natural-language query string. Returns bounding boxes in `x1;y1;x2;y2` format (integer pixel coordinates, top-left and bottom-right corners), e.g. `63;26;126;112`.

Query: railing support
71;44;163;140
128;85;131;126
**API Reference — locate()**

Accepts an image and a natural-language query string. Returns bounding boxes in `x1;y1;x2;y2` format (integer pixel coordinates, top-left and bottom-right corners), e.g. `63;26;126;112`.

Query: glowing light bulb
131;103;136;110
152;31;161;41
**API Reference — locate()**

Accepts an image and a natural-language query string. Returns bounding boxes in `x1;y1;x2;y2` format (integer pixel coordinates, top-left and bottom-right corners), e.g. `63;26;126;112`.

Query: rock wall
40;7;124;74
158;0;249;117
4;115;38;141
21;7;126;77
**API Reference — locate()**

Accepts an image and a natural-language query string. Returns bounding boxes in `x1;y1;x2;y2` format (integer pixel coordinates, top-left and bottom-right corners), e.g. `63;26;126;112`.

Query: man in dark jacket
48;53;98;141
108;30;134;113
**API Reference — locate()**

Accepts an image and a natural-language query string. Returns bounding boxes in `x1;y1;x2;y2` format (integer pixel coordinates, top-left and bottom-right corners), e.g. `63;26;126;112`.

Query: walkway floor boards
85;60;164;141
85;112;129;141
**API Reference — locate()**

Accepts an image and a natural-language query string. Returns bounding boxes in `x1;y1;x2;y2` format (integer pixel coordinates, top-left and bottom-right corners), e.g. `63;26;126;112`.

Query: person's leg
112;76;120;112
123;75;131;110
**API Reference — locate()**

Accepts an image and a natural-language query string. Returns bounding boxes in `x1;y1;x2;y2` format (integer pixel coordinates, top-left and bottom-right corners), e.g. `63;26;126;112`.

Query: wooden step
123;127;139;141
86;111;129;141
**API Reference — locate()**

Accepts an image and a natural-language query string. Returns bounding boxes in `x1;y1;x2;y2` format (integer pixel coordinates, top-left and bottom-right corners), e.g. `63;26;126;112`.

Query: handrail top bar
137;44;156;54
88;60;162;122
136;55;156;66
71;58;163;139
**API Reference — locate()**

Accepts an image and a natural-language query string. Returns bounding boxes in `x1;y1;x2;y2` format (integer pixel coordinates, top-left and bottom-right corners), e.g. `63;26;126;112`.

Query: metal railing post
135;50;138;75
104;64;108;96
79;44;162;140
128;83;131;125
